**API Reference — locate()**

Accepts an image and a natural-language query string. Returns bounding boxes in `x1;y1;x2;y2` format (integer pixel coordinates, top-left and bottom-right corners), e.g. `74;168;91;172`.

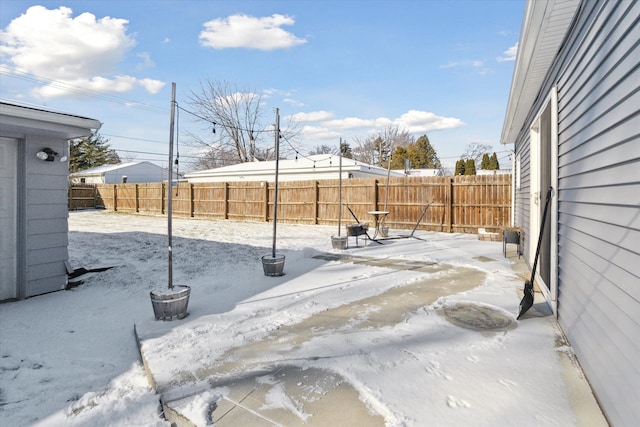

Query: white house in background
0;101;101;301
476;169;510;176
403;168;444;177
69;161;168;184
185;154;404;183
501;1;639;425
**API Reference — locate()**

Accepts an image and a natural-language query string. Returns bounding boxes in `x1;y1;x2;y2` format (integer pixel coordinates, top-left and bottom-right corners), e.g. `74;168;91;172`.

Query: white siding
0;138;18;299
24;135;69;296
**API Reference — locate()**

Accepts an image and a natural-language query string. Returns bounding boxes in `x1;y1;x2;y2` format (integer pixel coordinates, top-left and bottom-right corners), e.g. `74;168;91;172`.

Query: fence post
446;178;453;233
113;184;118;212
224;182;229;219
373;179;379;211
314;181;319;225
190;183;195;217
263;181;269;222
135;184;139;213
161;183;165;215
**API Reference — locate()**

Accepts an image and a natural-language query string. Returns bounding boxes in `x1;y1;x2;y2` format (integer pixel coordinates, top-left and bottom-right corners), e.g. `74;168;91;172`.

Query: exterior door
0;138;18;300
529;103;552;292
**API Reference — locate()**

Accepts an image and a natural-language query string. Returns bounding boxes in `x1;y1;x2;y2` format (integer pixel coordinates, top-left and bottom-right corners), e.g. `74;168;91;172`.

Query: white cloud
288;111;334;122
440;59;489;75
0;5;165;98
497;43;518;62
295;109;463;142
199;14;307;50
394;110;464;133
138;78;164;94
31;75;165;98
324;117;392;130
136;52;155;71
283;98;305;107
300;125;341;140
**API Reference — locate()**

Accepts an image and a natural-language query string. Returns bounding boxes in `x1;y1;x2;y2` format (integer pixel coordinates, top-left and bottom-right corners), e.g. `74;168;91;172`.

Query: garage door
0;137;17;300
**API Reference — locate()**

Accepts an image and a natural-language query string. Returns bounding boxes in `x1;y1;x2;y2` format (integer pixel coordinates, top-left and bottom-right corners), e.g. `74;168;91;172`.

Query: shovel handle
530;187;553;280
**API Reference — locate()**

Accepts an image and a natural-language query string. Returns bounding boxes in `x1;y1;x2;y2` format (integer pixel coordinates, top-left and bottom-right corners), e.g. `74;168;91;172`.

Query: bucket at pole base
150;285;191;321
262;254;285;276
331;235;347;250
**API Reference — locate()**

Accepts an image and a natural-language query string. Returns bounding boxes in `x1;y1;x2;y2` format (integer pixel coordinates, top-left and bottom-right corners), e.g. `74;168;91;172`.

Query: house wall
103;163;168;183
24;135;70;297
514;1;640;425
0;137;19;299
186;170;394;183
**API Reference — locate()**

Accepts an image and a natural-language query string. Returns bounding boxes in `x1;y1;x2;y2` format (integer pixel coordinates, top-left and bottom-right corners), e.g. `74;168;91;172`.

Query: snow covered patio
0;211;607;426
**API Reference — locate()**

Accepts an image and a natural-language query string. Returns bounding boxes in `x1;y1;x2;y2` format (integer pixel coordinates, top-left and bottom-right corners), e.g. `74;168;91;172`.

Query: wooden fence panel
451;174;511;232
73;175;512;234
269;180;317;224
95;184;114;209
68;185;97;210
227;181;266;222
138;183;164;214
116;183;137;213
192;183;226;219
168;182;192;217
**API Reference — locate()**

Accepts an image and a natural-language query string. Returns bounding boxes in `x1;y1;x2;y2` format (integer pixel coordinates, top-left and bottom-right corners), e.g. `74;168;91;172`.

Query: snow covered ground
0;210;603;426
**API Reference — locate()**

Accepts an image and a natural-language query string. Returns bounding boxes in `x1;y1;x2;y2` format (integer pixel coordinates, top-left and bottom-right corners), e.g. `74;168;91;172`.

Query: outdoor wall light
36;148;67;162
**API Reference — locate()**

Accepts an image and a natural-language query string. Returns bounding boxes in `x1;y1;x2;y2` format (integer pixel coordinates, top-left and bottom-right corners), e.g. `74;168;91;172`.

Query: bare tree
352;125;413;166
186;80;301;165
308;144;337;155
352;135;378;164
188;145;238;170
187;80;263;163
462;142;493;165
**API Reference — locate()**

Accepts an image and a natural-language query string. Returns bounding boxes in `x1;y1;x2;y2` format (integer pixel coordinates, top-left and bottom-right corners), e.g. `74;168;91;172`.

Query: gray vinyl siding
512;1;639;425
514;135;531;257
24;135;69;297
554;1;639;425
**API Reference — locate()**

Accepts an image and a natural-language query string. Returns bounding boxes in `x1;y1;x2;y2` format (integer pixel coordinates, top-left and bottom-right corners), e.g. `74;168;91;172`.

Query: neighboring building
476;169;511;176
70;161;168;184
185;154;404;183
501;1;639;425
0;101;101;300
403;168;444;177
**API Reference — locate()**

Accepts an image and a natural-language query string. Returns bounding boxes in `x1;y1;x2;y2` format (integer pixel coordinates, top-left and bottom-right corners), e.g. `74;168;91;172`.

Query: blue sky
0;0;524;171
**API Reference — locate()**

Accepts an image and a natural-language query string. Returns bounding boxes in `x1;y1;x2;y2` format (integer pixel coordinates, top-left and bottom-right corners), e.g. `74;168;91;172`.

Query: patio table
367;210;389;240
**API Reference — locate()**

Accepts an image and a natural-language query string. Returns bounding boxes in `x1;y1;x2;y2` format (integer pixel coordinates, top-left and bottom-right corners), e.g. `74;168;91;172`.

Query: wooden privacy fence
69;175;512;233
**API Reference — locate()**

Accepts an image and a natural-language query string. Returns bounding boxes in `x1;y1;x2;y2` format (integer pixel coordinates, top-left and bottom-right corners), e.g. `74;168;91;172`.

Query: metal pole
167;82;176;289
338;138;343;236
271;108;280;258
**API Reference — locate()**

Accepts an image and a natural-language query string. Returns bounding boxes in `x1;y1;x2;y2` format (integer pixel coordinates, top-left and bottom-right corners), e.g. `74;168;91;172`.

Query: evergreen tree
464;158;476;175
69;132;120;173
407;135;442;169
480;153;491;170
490;152;500;170
390;146;408;169
455;159;465;175
340;141;353;159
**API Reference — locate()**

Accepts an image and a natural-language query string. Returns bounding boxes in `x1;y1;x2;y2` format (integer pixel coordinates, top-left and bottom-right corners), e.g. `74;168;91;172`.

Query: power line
0;65;167;114
114;148;200;160
101;133;167;144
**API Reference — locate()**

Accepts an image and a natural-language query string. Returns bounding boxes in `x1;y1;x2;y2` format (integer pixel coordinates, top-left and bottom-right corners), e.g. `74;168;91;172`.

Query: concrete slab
135;234;608;426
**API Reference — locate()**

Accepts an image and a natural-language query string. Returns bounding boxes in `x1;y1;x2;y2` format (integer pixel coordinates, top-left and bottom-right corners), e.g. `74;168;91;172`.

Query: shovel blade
517;281;535;320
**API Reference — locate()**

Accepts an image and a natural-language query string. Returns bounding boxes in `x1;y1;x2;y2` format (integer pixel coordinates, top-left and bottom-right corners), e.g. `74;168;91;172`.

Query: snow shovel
517;186;553;320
